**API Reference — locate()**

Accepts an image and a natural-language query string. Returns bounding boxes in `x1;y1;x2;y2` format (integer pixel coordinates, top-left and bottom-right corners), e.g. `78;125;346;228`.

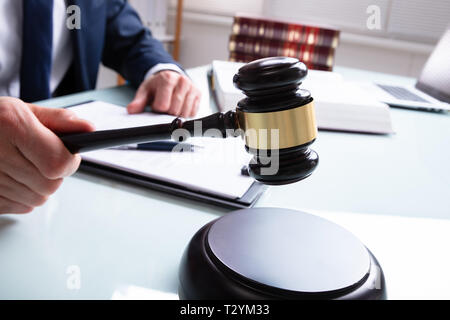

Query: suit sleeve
102;0;180;88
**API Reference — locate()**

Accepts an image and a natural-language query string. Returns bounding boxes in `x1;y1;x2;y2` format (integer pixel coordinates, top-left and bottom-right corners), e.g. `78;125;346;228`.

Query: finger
180;91;196;118
127;83;152;114
13;105;85;179
168;78;191;116
0;145;63;197
0;196;33;214
152;84;175;113
13;119;82;180
0;172;48;207
192;89;202;117
28;104;95;133
190;96;201;118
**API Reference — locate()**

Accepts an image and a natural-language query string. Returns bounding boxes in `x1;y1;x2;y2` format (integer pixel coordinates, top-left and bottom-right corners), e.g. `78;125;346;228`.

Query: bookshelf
118;0;183;85
229;14;340;72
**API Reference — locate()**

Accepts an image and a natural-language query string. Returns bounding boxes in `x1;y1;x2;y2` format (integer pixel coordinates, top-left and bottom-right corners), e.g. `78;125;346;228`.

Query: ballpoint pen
110;141;202;152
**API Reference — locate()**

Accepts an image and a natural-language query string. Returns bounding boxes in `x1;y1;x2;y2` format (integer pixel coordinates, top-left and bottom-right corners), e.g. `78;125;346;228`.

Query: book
211;60;393;134
229;34;335;70
211;60;246;112
232;14;340;49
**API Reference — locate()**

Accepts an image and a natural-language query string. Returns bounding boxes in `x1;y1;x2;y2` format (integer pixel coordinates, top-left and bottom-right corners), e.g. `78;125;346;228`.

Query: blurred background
97;0;450;88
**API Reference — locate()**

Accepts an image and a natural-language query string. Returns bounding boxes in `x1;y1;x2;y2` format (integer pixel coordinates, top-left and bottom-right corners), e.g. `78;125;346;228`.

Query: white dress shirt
0;0;182;98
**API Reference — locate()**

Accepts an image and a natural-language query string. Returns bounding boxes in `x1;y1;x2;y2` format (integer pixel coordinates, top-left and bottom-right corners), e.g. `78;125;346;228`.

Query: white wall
96;64;117;89
97;0;441;89
168;10;433;77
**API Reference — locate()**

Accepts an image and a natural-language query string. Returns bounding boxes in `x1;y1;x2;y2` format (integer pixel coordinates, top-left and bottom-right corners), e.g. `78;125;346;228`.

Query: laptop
367;27;450;112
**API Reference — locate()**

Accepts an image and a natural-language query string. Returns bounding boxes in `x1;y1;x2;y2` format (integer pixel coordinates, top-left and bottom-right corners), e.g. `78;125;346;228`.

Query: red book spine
229;51;333;72
229;52;258;63
229;35;335;68
232;16;340;48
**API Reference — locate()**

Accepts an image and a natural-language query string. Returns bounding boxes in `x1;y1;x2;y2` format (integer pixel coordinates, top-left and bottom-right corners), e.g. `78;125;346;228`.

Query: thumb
127;83;152;114
28;104;95;134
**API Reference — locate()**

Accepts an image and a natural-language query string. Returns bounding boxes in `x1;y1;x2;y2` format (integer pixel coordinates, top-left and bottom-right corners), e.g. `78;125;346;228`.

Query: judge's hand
126;70;202;118
0;97;94;214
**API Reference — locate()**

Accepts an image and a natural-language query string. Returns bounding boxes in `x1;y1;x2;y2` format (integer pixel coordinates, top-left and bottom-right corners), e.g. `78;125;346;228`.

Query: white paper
111;285;178;300
70;101;254;199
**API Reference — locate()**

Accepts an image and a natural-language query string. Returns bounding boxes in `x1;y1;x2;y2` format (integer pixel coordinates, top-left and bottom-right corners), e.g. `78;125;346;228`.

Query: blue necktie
20;0;54;102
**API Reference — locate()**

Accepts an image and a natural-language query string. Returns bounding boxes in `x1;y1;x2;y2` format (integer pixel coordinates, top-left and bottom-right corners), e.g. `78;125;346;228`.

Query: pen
110;141;201;152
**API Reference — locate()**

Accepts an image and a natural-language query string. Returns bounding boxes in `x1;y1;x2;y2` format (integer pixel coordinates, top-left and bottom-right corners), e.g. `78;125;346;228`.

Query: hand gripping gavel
59;57;319;185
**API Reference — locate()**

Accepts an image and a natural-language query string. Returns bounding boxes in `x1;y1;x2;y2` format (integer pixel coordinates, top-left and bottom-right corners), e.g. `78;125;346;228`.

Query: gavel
59;57;319;185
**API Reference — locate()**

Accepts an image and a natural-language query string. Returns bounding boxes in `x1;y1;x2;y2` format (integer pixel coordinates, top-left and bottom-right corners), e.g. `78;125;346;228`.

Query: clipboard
66;101;267;209
79;161;267;209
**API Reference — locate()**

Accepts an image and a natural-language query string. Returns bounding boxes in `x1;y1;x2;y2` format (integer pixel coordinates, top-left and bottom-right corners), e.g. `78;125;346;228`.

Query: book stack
229;14;340;71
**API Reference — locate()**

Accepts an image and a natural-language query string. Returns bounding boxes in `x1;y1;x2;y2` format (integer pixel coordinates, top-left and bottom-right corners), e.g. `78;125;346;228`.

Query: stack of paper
211;60;246;112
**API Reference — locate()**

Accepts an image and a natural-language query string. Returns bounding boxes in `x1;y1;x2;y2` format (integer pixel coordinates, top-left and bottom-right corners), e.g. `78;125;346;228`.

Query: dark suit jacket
56;0;178;96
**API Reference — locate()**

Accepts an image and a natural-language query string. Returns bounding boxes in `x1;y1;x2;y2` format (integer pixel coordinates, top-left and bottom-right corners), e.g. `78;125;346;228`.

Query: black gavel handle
59;111;239;154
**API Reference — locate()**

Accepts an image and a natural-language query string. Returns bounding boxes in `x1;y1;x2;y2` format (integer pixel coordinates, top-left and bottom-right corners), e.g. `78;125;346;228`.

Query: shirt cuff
144;63;185;80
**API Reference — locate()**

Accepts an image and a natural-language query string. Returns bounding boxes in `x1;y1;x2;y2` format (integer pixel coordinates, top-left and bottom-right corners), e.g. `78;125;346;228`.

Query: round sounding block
178;207;386;299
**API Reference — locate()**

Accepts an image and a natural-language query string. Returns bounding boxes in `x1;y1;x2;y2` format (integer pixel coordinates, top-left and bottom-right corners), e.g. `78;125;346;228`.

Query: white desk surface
0;65;449;299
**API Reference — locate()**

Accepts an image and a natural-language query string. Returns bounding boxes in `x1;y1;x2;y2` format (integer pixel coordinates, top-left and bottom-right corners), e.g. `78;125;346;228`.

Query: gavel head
233;56;319;185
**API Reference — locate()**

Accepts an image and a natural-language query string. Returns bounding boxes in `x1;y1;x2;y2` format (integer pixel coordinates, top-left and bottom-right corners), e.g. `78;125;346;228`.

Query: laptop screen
416;27;450;103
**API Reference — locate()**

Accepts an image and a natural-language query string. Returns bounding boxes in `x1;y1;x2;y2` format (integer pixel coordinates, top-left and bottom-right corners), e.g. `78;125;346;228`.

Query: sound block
179;208;386;300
